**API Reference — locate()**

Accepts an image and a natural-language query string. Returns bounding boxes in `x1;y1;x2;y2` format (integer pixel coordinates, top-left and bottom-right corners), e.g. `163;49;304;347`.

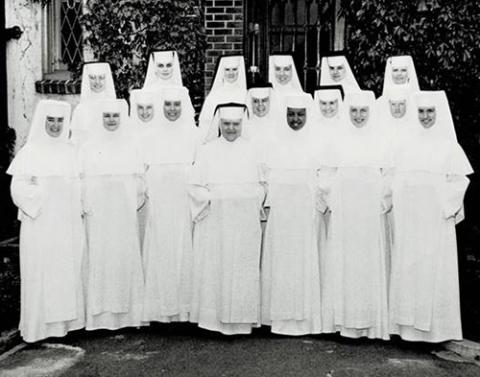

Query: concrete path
1;324;479;377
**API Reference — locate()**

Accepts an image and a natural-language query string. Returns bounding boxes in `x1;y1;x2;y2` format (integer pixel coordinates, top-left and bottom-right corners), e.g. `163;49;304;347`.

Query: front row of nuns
8;84;472;344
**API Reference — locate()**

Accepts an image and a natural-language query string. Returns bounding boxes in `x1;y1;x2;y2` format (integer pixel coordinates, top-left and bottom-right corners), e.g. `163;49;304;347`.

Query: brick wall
204;0;244;94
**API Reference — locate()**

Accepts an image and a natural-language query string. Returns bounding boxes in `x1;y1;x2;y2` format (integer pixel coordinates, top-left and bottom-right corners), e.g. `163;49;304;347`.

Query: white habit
80;99;145;330
142;50;183;89
7;100;85;342
189;105;265;335
389;91;473;342
319;55;361;93
140;87;199;323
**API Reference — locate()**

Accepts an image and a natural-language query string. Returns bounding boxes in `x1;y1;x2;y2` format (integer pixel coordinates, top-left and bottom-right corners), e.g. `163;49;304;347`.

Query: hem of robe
143;312;190;323
193;309;255;335
20;319;85;343
334;325;390;341
142;301;190;319
86;304;144;331
390;324;462;343
268;319;322;336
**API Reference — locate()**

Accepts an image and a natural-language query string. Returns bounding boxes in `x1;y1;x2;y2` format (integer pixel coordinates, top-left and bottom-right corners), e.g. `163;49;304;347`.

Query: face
137;104;154;123
163;100;182;121
389;99;406;119
274;64;293;85
220;118;242;142
224;66;239;83
328;64;346;82
45;116;64;138
418;106;436;129
252;96;270;118
349;106;369;128
155;59;174;80
319;99;338;118
89;73;106;93
392;66;409;84
102;112;121;132
286;107;307;131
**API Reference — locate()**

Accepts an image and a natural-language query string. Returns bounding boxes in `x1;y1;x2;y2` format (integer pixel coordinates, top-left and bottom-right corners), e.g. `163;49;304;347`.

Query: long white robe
141;126;198;322
389;171;469;342
189;138;264;335
321;167;390;340
261;137;323;336
10;174;85;342
81;141;145;331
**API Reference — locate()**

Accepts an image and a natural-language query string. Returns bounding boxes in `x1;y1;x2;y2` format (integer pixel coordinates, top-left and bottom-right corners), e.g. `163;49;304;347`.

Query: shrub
81;0;206;109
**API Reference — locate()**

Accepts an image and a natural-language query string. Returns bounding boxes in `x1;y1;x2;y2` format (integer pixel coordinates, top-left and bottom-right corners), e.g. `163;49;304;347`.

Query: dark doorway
245;0;337;93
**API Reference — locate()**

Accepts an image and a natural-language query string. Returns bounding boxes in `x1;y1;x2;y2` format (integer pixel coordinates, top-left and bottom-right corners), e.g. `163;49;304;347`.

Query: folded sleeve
10;176;44;220
443;174;470;224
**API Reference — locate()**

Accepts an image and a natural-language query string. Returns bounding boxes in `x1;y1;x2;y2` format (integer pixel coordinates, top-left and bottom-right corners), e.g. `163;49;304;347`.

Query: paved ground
1;324;479;377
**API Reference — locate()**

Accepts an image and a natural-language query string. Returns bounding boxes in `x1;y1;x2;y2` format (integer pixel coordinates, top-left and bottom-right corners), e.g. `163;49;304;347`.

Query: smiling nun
140;86;199;323
320;91;390;340
261;93;323;336
80;98;145;331
142;50;183;89
7;100;85;342
189;103;265;335
389;91;473;342
129;88;162;135
71;62;116;146
381;55;420;96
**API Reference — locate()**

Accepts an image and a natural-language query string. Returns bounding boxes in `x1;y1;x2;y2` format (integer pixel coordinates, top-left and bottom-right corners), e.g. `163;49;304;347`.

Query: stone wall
204;0;244;94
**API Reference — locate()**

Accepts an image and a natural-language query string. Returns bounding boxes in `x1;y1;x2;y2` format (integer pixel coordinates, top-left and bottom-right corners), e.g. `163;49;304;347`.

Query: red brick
205;7;225;13
213;28;234;35
226;35;243;43
207;35;226;43
213;43;234;50
206;21;225;28
226;21;243;29
214;13;234;21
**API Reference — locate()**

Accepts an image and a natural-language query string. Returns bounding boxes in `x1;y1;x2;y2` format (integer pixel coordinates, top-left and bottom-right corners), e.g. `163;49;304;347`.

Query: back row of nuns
8;49;472;344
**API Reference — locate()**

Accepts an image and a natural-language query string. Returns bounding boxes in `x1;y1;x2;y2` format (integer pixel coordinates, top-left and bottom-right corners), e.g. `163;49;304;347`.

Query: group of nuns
8;49;473;344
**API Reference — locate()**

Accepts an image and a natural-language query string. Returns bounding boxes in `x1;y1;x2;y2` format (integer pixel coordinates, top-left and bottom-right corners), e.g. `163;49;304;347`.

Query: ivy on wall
340;0;480;340
81;0;206;107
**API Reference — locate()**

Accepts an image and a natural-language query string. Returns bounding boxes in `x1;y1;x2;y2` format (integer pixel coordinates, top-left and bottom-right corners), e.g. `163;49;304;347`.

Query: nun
198;56;247;139
7;100;85;342
261;93;323;336
80;98;145;331
141;86;199;323
381;55;420;96
389;91;473;342
71;62;116;145
129;88;162;135
320;91;390;340
313;85;344;144
319;53;360;93
189;103;265;335
245;83;279;162
268;55;304;100
142;50;183;89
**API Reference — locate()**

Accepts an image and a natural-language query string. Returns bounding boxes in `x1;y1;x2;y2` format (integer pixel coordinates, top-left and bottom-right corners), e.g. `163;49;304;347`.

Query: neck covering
129;88;162;134
7;100;77;176
143;50;183;89
82;98;141;175
334;91;390;168
382;55;420;96
211;55;247;92
268;55;303;94
80;62;116;102
396;91;473;175
320;55;360;93
142;86;198;164
204;103;248;144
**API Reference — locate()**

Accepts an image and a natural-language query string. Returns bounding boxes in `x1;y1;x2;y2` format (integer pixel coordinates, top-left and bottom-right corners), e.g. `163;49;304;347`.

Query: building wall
204;0;244;93
5;1;80;152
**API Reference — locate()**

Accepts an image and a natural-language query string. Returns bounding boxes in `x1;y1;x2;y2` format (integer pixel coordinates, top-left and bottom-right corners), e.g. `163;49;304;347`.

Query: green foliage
340;0;480;339
81;0;206;107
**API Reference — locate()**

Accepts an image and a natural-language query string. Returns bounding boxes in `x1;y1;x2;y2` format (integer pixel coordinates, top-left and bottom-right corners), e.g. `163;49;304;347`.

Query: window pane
60;0;83;68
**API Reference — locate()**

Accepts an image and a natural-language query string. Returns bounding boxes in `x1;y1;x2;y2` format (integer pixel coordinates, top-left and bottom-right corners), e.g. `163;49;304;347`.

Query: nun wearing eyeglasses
381;55;420;97
7;100;85;342
80;99;145;331
71;62;116;146
389;91;473;342
198;56;247;140
140;87;199;323
320;91;390;340
189;103;265;335
142;50;183;89
261;93;324;336
319;53;361;94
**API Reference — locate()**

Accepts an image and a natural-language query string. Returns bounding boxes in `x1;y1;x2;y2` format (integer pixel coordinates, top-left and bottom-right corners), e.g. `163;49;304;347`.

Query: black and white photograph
0;0;479;376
